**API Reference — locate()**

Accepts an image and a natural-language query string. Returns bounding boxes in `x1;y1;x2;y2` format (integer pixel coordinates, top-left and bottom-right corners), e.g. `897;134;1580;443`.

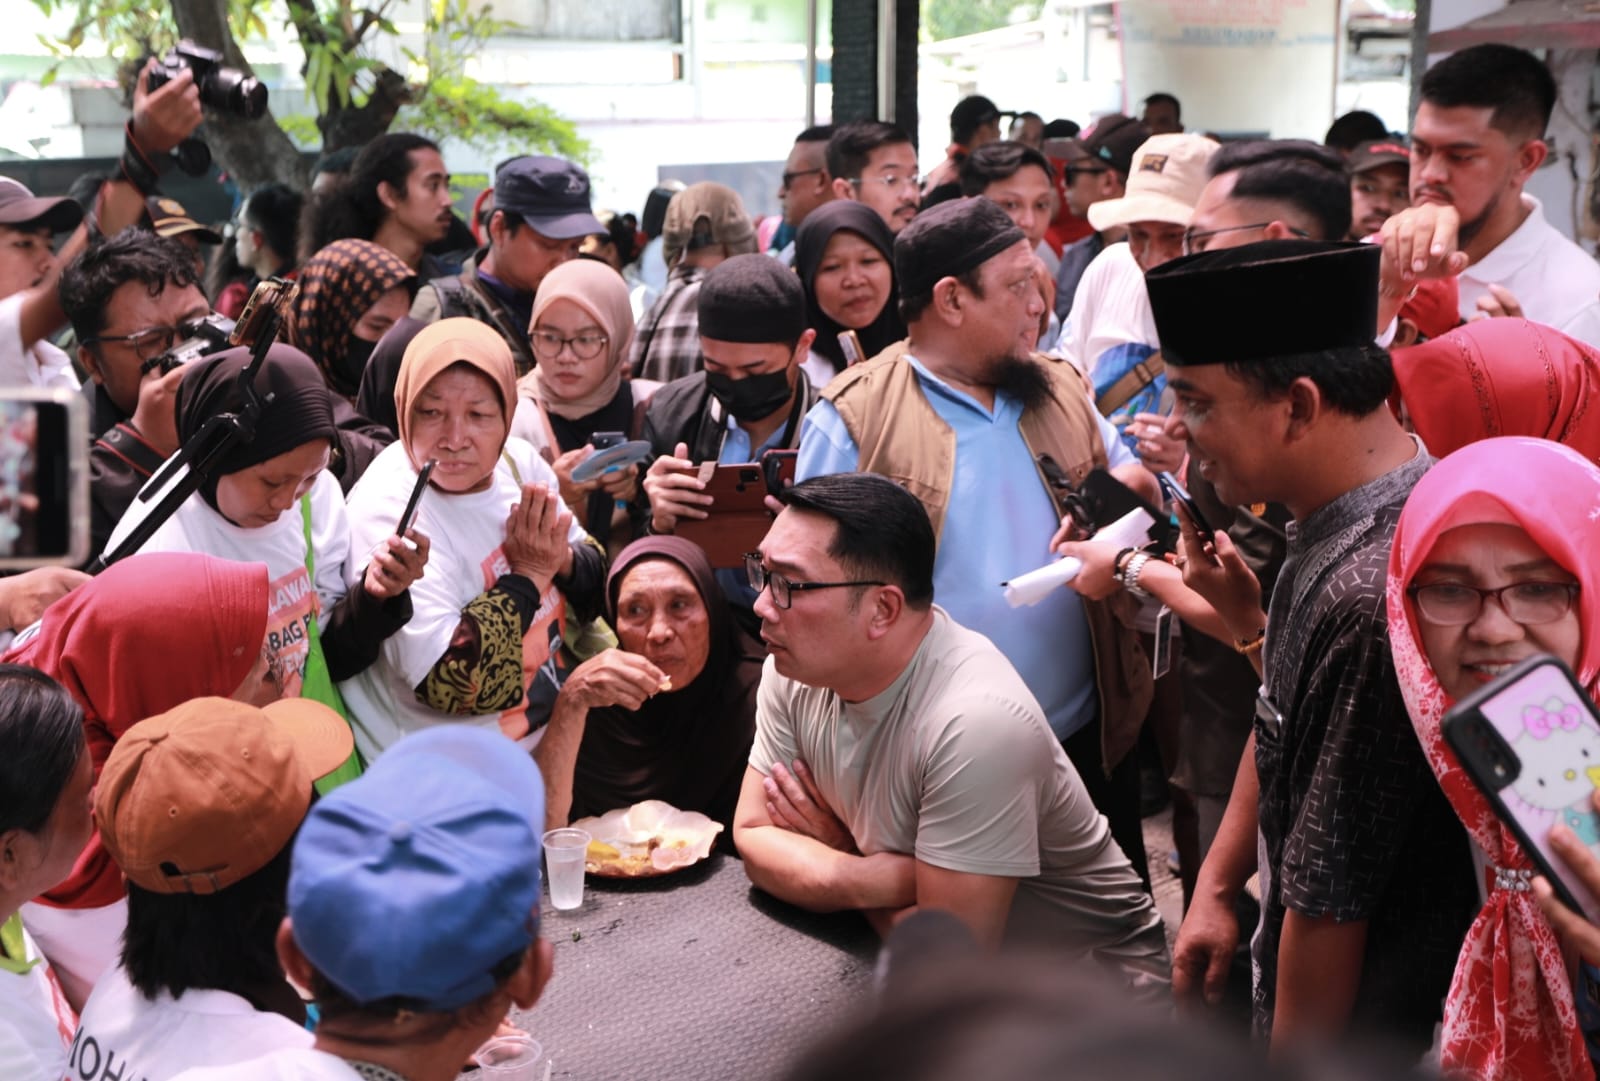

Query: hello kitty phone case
1444;654;1600;919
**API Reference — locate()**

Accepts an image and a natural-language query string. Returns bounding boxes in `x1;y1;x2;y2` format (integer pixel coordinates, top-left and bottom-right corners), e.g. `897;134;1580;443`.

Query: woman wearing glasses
511;259;656;558
1388;436;1599;1079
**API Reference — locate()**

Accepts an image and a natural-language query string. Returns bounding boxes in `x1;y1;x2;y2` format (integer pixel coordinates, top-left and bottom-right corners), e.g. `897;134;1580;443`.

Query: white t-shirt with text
69;964;312;1081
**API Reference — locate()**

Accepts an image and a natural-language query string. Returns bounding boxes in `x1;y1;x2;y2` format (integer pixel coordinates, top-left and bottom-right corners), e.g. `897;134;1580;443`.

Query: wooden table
510;852;878;1081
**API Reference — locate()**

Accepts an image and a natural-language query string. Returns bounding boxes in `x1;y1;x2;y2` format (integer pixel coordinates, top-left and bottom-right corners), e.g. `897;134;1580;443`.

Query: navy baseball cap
494;155;605;240
287;727;547;1012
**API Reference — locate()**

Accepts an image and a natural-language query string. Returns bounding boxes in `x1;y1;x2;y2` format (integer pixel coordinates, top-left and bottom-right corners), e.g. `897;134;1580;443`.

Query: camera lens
206;69;268;120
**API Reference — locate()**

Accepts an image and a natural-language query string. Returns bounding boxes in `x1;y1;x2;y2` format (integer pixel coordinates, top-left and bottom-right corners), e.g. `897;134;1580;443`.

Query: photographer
0;60;202;390
60;229;208;559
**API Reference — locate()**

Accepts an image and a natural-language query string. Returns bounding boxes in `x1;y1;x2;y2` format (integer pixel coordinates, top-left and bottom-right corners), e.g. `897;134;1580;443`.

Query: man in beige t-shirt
733;473;1168;985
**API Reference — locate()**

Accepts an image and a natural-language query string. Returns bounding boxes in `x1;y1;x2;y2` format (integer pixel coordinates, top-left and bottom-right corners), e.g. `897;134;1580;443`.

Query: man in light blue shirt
796;196;1160;884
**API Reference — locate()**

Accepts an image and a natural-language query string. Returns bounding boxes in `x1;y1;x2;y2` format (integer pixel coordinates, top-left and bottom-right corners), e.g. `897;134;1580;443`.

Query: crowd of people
2;36;1600;1081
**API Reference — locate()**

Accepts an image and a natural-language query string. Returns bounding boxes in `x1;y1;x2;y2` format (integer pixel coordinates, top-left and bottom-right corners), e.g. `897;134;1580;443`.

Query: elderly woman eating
535;536;762;836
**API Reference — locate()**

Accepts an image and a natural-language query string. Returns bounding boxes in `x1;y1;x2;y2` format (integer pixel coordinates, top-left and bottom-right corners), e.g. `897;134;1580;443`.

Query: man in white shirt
172;727;554;1081
1382;43;1600;343
69;697;356;1080
734;473;1169;985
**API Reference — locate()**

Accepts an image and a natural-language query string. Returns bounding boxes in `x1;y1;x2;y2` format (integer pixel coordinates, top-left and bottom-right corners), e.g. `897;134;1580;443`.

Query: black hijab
569;536;764;836
794;200;906;373
176;343;338;516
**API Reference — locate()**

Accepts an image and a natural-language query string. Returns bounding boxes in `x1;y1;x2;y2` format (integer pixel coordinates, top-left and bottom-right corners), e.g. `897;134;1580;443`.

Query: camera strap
118;122;163;197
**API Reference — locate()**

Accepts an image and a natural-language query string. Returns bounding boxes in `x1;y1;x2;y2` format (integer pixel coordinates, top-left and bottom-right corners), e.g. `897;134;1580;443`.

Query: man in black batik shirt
1149;240;1477;1053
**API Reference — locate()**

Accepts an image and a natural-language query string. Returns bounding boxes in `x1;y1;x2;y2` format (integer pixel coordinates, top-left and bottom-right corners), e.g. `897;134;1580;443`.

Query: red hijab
3;552;269;909
1392;318;1600;463
1388;437;1600;1080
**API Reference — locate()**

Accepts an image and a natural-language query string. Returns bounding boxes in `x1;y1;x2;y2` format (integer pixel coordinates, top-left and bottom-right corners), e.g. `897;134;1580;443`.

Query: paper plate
570;440;653;484
571;800;724;878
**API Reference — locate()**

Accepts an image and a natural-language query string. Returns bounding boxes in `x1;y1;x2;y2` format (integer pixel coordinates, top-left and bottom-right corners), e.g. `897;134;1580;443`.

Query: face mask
336;335;378;393
705;368;794;422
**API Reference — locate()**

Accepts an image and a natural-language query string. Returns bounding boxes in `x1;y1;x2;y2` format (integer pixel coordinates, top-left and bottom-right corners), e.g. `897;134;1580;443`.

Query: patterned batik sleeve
413;575;541;716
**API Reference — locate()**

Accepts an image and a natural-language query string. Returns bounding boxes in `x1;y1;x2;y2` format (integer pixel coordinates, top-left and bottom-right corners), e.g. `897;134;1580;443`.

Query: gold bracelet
1234;627;1266;655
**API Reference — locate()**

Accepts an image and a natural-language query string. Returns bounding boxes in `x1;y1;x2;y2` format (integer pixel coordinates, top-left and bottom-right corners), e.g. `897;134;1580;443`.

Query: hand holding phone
1445;654;1600;919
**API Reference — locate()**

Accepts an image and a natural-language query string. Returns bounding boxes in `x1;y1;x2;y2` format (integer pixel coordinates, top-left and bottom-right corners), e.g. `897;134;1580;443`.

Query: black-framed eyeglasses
1408;581;1580;627
1064;165;1110;183
781;167;824;189
530;329;608;360
743;552;886;610
1182;222;1310;256
83;321;200;362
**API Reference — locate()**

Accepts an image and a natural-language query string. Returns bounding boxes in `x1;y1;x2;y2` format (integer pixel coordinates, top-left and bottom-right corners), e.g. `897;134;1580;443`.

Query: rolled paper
1003;556;1084;607
1000;508;1157;608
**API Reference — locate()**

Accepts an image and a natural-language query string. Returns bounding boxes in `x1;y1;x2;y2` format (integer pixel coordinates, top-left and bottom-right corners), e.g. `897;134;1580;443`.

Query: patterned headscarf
290;239;415;398
1388;437;1600;1080
1392;318;1600;464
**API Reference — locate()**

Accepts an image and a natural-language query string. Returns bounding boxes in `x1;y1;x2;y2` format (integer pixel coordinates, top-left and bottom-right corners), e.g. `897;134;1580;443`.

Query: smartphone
1444;654;1600;919
0;388;88;568
1158;472;1215;542
396;459;436;537
761;449;797;498
590;431;626;451
1077;467;1175;551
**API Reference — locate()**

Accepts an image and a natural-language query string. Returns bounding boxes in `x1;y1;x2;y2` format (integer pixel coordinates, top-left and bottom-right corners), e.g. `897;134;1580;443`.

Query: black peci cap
1146;240;1380;366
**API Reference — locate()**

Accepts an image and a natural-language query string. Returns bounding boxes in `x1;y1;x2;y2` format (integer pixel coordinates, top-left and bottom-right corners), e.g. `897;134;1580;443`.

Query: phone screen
0;396;85;565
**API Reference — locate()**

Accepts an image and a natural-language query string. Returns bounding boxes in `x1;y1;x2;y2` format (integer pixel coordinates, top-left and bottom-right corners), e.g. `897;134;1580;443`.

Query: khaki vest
824;341;1154;773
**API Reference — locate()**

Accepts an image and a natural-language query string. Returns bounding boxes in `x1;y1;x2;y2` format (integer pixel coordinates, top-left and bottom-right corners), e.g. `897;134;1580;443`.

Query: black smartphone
1075;467;1174;551
1444;654;1600;919
0;389;88;568
761;449;798;497
397;459;436;537
1158;472;1215;542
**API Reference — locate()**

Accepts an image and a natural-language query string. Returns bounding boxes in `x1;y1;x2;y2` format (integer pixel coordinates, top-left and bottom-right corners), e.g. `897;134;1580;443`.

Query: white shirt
0;293;78;391
0;917;73;1081
69;964;312;1081
1461;195;1600;347
338;438;584;760
1057;243;1158;381
174;1047;361;1081
105;470;351;699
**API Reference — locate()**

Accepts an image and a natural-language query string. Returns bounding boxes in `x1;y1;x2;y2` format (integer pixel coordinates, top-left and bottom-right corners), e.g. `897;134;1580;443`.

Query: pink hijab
1388;437;1600;1080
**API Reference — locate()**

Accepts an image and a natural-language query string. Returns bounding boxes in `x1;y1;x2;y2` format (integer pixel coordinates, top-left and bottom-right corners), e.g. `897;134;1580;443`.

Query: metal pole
878;0;897;121
805;0;818;127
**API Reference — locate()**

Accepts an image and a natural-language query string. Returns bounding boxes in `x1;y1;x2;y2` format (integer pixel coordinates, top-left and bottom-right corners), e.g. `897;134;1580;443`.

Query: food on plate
571;800;722;877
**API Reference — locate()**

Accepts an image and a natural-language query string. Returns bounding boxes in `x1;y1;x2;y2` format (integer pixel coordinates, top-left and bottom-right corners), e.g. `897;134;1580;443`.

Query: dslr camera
143;278;297;376
146;40;267;120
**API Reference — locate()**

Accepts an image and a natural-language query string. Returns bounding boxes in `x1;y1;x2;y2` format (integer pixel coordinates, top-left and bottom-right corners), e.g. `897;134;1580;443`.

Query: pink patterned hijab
1388;436;1600;1080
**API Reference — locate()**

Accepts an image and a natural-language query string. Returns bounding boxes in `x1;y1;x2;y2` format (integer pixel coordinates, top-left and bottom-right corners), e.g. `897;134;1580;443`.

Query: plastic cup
474;1033;543;1079
543;827;590;911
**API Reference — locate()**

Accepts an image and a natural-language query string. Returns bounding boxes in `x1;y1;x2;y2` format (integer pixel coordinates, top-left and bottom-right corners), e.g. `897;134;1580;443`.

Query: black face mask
705;368;794;422
336;335;378;394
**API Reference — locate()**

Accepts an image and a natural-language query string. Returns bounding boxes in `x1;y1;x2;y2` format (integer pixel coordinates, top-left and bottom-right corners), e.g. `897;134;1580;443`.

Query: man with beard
640;254;819;633
796;197;1159;877
1381;43;1600;341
